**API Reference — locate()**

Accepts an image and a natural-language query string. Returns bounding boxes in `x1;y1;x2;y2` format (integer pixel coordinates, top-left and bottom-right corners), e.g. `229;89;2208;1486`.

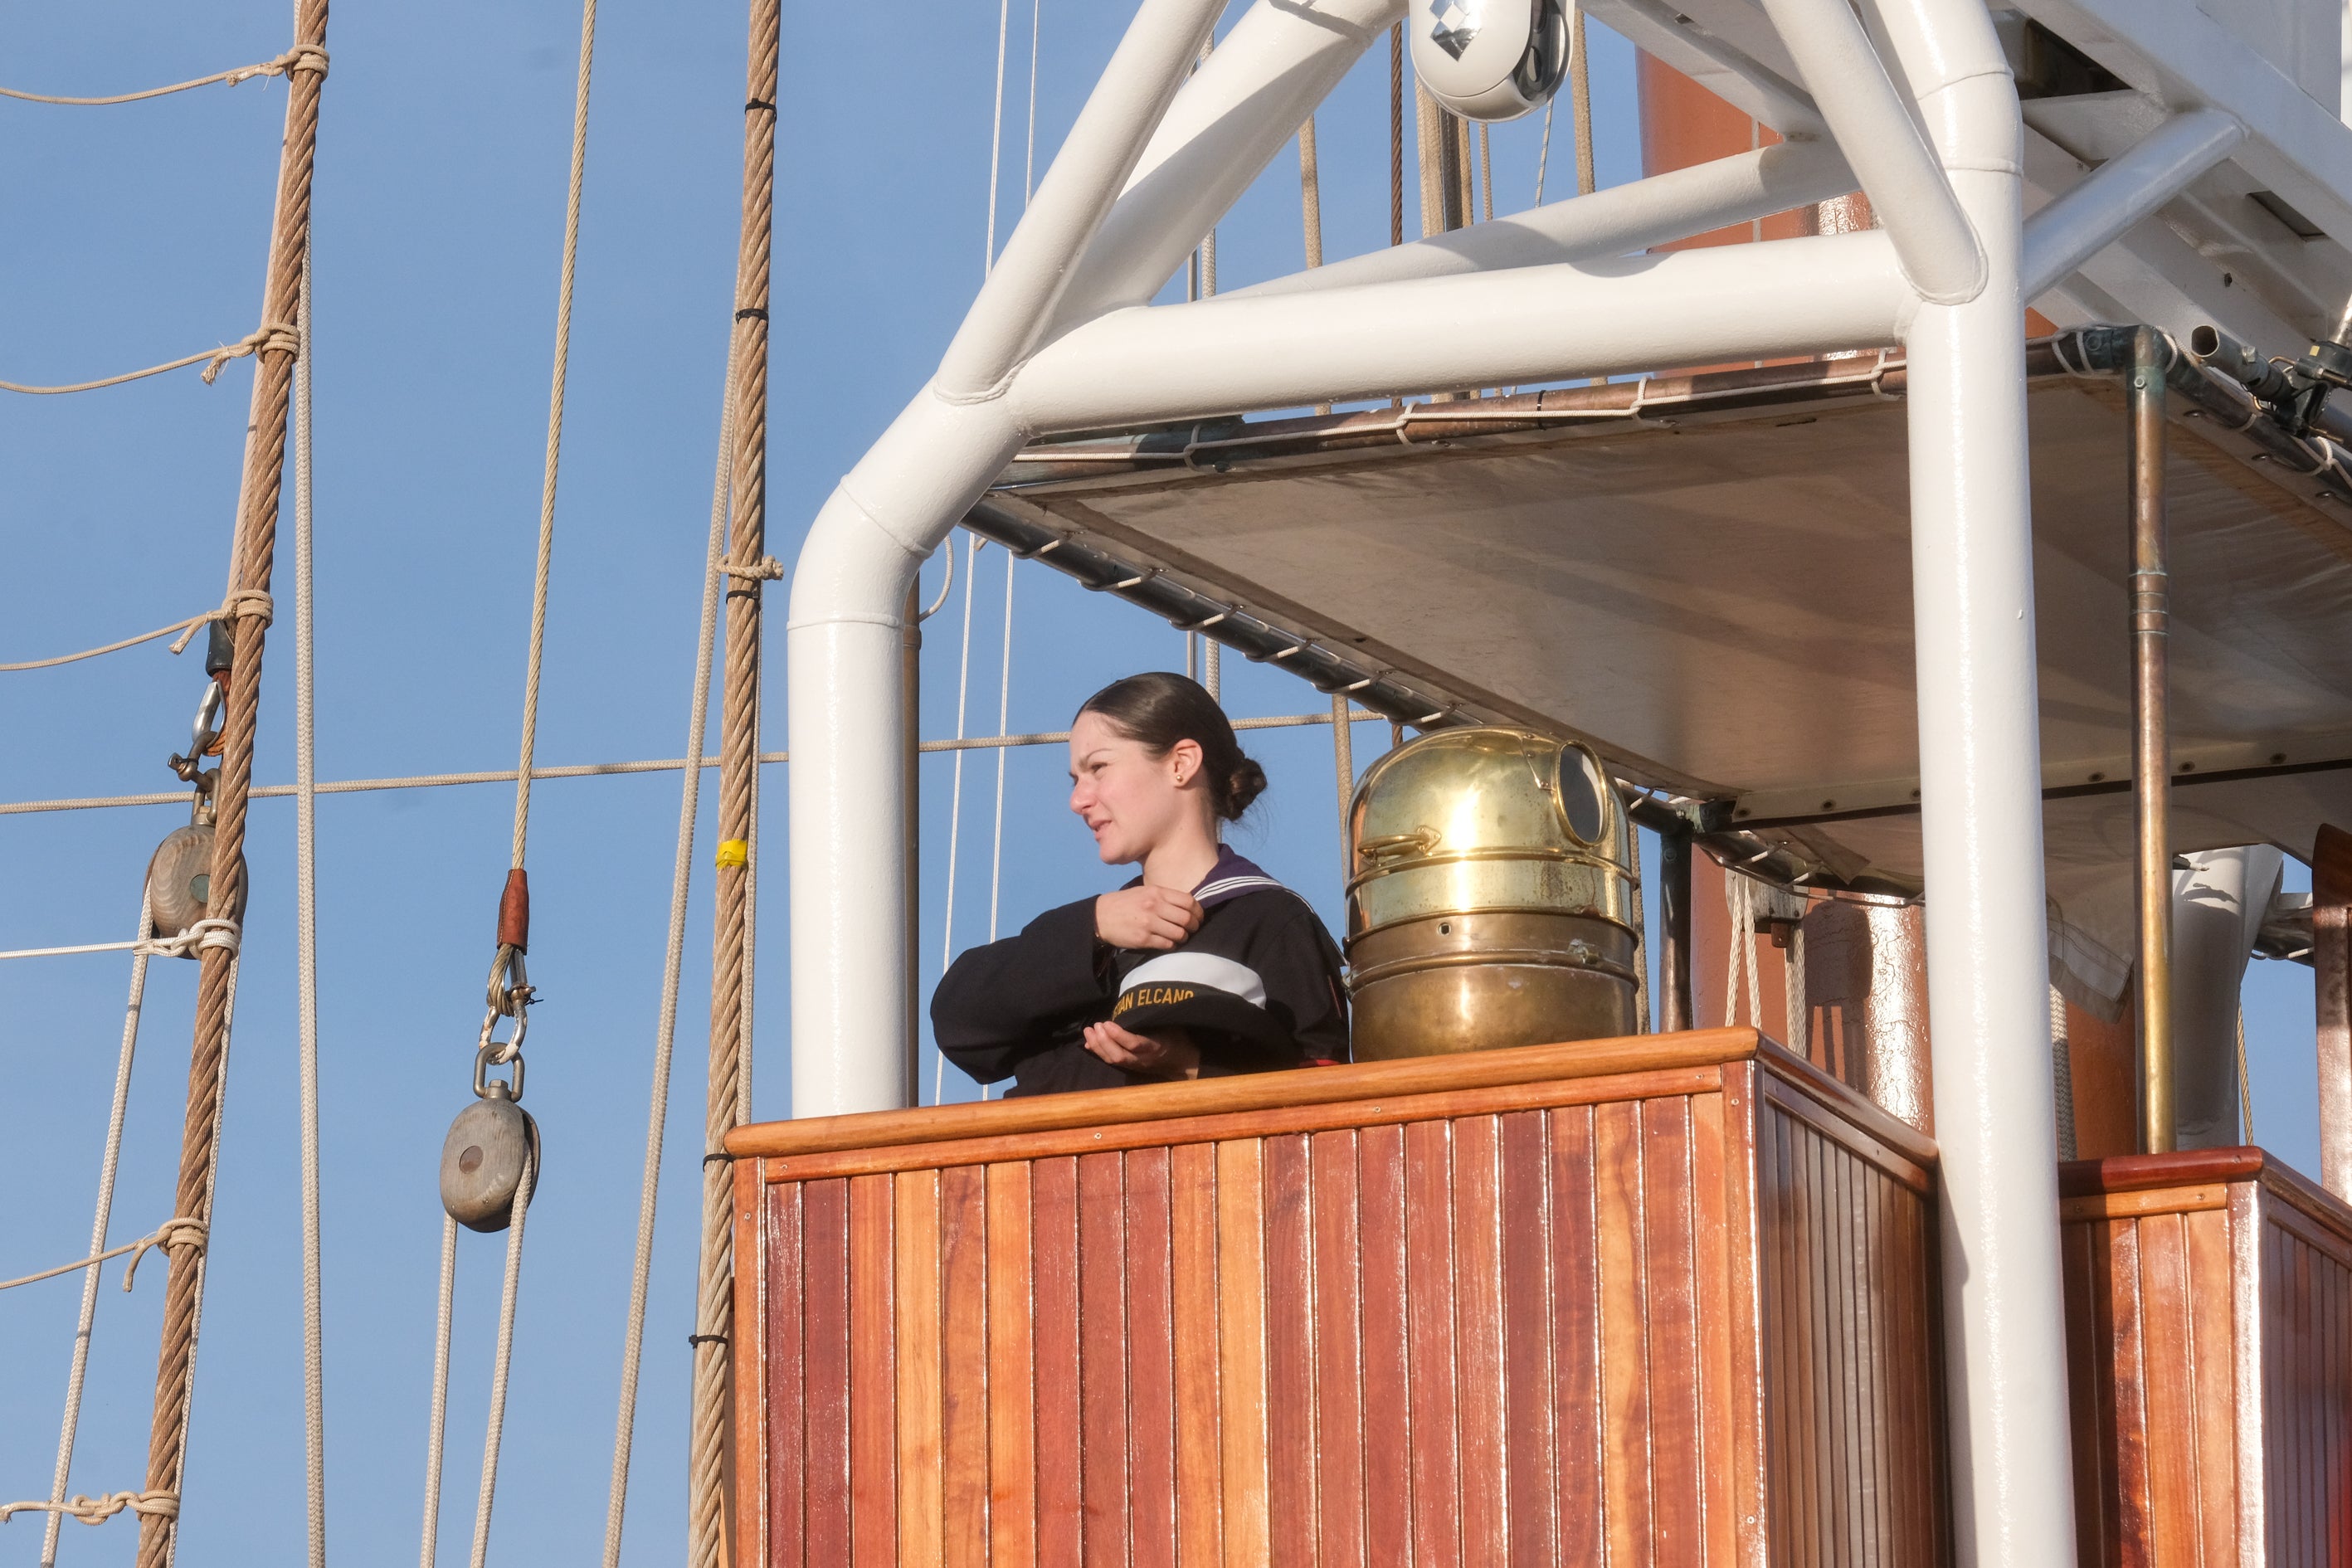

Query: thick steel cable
695;0;779;1555
0;47;322;106
466;1147;534;1568
37;898;155;1568
292;188;328;1568
508;0;600;870
416;1217;457;1568
137;9;327;1561
600;309;737;1568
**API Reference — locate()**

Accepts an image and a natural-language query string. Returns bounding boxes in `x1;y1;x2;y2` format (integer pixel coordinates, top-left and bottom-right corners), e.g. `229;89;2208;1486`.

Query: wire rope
936;533;984;1107
1024;0;1042;200
291;197;328;1568
597;302;737;1568
36;898;156;1568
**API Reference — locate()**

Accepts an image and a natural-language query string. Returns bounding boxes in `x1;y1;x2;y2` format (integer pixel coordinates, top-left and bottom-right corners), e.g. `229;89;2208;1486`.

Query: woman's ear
1167;737;1205;788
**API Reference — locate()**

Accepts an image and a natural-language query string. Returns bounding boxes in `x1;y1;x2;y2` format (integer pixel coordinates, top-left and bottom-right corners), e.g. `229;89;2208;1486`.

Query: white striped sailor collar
1190;844;1291;908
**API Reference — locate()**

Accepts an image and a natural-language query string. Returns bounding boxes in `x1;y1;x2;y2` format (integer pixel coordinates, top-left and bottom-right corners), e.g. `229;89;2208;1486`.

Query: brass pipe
1658;825;1694;1032
2130;324;2176;1152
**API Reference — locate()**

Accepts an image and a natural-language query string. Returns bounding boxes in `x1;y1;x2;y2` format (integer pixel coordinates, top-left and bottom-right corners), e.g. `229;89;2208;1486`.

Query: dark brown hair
1075;671;1267;821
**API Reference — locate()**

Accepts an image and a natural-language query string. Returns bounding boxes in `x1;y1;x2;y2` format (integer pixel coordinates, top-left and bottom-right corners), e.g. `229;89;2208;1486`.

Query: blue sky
0;2;2325;1565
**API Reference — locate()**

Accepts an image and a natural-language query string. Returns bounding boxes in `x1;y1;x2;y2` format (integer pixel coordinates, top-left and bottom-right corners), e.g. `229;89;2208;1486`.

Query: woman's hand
1094;885;1202;951
1082;1021;1201;1079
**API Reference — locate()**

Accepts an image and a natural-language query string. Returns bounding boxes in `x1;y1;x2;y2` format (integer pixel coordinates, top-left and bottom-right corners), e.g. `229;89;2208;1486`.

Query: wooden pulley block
439;1096;540;1233
144;825;246;956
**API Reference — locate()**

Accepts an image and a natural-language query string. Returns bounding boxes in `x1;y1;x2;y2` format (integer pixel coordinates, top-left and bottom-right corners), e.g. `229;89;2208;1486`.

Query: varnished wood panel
747;1033;1945;1567
1758;1091;1946;1566
2062;1148;2352;1567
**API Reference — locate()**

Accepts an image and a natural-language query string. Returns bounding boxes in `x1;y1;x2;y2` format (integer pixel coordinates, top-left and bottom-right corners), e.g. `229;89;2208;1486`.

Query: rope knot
230;45;329;85
133;918;241;960
167;590;273;655
720;557;785;582
119;1217;208;1293
199;323;299;385
0;1490;179;1527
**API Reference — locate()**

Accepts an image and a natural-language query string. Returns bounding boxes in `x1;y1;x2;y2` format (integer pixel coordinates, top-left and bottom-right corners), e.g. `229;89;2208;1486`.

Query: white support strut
1866;0;2080;1562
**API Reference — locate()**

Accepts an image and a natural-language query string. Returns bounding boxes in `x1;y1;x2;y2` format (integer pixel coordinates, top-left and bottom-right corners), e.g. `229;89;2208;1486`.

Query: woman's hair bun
1076;670;1266;822
1224;756;1268;820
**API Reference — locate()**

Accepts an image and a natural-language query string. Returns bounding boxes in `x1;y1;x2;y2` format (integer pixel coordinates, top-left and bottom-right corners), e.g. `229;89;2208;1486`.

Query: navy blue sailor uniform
931;847;1349;1098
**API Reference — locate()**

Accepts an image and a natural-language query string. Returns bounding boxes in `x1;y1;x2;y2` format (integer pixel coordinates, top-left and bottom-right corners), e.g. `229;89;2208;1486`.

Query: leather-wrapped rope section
0;45;324;106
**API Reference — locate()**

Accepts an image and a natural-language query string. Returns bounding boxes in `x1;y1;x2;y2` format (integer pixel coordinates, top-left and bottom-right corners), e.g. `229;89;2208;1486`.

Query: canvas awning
971;329;2352;1007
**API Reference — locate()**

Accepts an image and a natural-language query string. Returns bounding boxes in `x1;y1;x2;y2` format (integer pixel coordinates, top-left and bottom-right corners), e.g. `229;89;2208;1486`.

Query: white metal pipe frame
774;0;2225;1556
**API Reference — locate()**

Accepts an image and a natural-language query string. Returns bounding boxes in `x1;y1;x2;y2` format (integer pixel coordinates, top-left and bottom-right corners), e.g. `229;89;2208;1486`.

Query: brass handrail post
2130;324;2176;1152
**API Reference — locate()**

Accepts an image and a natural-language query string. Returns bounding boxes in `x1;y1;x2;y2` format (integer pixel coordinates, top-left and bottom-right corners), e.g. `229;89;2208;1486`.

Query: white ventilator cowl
1408;0;1569;122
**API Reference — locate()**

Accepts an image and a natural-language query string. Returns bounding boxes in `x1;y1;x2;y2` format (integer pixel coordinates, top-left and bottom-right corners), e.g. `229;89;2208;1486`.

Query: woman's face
1068;712;1205;865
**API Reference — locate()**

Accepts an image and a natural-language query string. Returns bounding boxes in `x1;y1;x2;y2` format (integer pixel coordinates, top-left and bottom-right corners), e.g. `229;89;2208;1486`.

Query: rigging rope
600;295;738;1568
0;46;324;106
694;0;782;1554
507;0;600;873
467;1147;535;1568
1;323;297;397
291;201;328;1568
1569;1;1596;197
985;0;1011;270
1;590;272;672
32;900;153;1568
1534;98;1554;205
416;1218;458;1568
3;711;1374;818
136;7;326;1559
937;533;983;1108
424;0;601;1555
986;547;1017;943
0;1217;205;1295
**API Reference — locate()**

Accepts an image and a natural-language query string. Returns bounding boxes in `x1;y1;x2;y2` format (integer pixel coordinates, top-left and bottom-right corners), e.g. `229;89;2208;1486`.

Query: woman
933;671;1348;1097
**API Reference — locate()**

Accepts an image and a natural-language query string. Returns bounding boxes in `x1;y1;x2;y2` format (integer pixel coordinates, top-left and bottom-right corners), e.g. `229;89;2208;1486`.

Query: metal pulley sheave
148;673;245;952
441;872;541;1232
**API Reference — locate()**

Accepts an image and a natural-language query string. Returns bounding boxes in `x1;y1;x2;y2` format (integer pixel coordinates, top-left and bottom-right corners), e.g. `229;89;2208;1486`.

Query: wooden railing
2061;1147;2352;1566
728;1028;1948;1567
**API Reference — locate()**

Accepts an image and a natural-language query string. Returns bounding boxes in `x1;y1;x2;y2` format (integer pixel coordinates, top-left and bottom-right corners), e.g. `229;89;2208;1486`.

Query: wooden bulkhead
728;1028;1947;1566
2060;1148;2352;1566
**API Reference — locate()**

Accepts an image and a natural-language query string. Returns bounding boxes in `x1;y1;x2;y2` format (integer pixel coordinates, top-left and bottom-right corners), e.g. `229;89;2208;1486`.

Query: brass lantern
1345;727;1639;1059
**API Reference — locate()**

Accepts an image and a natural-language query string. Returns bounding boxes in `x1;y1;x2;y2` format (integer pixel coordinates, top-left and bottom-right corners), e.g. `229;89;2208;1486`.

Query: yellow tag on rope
714;840;749;869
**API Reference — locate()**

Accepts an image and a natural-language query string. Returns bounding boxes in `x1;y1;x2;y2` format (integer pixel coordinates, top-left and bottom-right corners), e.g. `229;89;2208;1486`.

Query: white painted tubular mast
787;1;2087;1558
